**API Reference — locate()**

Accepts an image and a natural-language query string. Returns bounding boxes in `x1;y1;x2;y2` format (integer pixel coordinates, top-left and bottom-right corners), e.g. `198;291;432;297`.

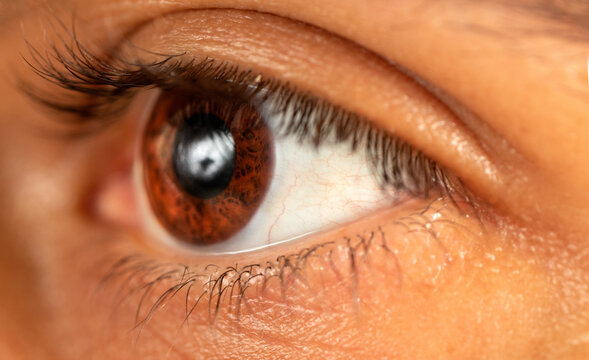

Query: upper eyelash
21;37;465;200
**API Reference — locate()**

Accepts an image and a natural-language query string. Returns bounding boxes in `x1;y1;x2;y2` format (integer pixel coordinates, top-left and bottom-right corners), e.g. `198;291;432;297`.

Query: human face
1;0;588;359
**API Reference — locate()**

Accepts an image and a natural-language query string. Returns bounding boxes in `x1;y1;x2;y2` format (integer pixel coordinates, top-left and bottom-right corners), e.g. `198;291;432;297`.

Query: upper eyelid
23;37;477;226
21;10;502;207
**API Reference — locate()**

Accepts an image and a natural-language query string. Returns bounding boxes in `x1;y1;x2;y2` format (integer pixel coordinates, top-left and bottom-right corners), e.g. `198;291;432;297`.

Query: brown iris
142;95;274;245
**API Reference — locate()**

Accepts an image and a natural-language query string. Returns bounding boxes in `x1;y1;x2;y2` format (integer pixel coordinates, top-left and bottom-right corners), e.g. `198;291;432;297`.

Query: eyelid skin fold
125;9;502;205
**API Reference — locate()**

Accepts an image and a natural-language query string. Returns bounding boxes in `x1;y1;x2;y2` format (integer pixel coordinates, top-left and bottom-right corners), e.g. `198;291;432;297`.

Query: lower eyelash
101;231;369;330
100;243;332;329
97;195;476;333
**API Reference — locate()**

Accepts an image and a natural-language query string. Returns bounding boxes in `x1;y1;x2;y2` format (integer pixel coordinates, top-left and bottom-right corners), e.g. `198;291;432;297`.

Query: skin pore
0;0;589;359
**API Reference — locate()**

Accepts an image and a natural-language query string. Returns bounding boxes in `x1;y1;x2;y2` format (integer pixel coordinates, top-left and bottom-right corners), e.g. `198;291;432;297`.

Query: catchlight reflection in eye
137;69;443;253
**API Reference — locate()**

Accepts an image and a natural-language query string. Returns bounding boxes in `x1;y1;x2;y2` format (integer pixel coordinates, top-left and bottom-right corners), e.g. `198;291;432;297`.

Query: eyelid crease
391;61;522;169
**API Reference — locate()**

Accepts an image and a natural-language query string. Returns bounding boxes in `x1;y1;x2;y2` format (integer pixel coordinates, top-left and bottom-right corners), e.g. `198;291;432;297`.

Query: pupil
172;113;236;199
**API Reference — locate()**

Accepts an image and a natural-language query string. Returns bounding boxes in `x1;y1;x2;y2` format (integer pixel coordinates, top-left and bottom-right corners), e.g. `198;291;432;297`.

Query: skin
1;0;589;359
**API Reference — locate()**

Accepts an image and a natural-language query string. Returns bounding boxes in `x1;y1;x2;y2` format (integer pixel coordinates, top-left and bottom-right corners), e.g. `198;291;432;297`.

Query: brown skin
1;1;589;359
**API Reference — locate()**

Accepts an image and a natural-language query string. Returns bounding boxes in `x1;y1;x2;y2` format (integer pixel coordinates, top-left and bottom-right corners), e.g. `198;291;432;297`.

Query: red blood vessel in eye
143;96;273;245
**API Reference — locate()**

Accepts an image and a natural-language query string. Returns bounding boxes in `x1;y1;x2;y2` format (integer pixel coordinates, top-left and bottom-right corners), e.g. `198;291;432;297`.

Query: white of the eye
202;118;396;254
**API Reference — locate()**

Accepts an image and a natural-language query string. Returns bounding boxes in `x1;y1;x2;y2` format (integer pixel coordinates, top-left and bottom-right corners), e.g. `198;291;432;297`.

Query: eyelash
23;39;460;199
101;230;390;329
23;36;472;327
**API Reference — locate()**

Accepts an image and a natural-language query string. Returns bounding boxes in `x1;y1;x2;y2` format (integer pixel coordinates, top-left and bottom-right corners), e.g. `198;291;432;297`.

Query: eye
20;13;467;256
135;60;453;253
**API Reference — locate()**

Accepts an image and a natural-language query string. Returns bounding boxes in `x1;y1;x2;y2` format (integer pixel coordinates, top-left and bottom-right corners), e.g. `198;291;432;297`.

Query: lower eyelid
95;195;483;335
